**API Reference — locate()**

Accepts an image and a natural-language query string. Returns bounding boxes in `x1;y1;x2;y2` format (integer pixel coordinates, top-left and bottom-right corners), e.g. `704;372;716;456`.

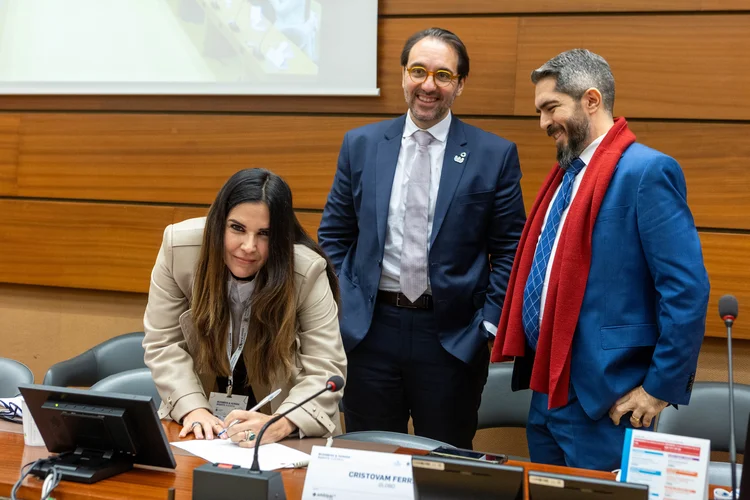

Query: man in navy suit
491;49;710;470
318;28;526;448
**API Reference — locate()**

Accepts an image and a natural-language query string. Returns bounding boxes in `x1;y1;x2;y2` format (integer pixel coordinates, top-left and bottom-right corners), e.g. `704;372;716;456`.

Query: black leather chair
90;368;161;407
0;357;34;398
656;381;750;487
42;332;147;387
336;431;453;451
477;362;532;430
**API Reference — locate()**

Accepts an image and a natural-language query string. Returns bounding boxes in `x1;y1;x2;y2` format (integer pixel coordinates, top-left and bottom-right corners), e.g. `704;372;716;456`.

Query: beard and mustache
548;107;591;170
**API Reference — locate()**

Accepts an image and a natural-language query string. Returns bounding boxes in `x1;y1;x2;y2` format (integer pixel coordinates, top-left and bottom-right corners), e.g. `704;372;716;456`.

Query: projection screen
0;0;379;95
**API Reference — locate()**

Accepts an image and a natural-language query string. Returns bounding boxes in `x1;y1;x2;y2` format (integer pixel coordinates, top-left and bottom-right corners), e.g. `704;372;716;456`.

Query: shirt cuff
483;320;498;337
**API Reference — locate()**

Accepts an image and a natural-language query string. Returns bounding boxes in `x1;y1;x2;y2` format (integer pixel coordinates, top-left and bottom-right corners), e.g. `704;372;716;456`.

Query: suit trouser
343;301;489;449
526;384;650;471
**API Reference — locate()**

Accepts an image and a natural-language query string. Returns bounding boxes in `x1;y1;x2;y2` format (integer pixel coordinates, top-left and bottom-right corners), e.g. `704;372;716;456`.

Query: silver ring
244;429;256;442
191;421;201;429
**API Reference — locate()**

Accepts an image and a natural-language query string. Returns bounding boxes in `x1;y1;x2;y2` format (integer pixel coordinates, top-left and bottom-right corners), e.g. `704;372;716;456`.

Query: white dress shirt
537;133;607;325
228;278;255;349
379;111;452;292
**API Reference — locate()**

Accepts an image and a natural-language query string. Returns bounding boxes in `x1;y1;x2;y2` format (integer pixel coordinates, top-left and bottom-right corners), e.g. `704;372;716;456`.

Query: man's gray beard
556;119;590;170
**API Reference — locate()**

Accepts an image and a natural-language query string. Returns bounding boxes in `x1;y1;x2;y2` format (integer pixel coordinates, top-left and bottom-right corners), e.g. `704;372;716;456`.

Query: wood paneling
0;17;518;117
12;113;750;229
514;15;750;120
0;199;745;341
0;200;174;293
701;232;750;340
466;119;750;230
17;113;369;208
0;200;323;293
381;0;704;16
0;114;20;195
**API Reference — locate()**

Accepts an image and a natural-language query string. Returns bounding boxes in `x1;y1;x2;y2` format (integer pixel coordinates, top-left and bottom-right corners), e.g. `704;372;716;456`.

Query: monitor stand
30;447;134;484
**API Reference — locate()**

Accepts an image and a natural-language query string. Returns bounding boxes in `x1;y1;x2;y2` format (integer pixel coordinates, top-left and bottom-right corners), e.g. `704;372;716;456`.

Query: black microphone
719;295;739;500
251;375;345;472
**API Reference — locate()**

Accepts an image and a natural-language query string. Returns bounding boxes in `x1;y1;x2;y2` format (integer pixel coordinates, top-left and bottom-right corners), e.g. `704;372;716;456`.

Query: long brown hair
191;169;339;386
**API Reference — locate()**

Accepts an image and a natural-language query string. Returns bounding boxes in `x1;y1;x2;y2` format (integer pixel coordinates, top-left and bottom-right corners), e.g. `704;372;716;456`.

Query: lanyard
225;304;251;397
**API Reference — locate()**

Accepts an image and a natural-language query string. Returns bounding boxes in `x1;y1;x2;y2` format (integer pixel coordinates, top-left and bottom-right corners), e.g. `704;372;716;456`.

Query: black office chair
90;368;162;407
478;363;532;430
0;357;34;398
656;381;750;487
336;430;453;451
42;332;147;387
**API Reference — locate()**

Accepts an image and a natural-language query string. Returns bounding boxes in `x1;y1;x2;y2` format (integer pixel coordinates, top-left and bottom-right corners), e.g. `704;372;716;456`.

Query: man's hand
608;386;668;428
224;410;296;448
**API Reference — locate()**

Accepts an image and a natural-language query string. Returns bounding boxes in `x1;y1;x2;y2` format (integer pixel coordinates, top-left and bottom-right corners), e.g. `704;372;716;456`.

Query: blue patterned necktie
522;158;586;349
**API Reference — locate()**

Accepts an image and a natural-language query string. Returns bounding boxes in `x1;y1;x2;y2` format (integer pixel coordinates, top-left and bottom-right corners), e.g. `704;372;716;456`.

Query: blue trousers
527;384;651;471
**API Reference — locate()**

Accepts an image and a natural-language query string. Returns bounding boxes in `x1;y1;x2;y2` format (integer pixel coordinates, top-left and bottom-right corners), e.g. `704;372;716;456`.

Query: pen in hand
217;388;282;438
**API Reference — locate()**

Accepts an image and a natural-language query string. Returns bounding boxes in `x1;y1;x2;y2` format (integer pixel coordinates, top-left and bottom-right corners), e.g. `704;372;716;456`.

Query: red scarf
490;118;636;409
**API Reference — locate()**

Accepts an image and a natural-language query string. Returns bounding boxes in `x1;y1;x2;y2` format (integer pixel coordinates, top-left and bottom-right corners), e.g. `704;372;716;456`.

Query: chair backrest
0;358;34;398
477;363;532;430
336;430;453;451
43;332;146;387
90;368;161;407
656;381;750;454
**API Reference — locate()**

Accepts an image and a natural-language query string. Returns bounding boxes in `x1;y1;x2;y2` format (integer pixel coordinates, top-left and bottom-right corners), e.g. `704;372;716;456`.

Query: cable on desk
10;459;61;500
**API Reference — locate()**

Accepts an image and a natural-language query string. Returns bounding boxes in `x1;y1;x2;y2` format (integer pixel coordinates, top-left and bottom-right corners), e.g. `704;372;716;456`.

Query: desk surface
0;420;634;500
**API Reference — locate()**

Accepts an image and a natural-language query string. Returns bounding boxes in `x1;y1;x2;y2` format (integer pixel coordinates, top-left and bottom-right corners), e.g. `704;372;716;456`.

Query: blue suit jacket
318;115;526;364
513;143;710;420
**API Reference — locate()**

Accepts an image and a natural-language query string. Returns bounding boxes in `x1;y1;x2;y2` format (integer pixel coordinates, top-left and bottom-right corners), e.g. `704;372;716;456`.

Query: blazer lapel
375;116;407;251
430;118;469;247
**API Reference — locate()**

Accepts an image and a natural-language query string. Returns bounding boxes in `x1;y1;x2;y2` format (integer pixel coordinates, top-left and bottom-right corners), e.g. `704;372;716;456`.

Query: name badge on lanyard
209;306;251;420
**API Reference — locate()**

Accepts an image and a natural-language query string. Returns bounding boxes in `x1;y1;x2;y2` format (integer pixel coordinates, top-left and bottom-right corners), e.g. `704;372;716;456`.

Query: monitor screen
528;471;649;500
412;455;524;500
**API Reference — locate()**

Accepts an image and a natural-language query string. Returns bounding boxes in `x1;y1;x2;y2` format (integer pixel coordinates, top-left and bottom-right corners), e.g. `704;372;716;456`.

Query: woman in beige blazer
143;168;346;446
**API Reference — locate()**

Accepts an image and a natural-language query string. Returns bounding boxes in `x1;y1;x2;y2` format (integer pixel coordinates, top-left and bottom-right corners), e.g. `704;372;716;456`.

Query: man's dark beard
553;113;590;170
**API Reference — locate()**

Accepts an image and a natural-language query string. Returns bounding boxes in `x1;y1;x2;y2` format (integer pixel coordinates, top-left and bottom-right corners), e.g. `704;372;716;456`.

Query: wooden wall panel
467;119;750;230
10;113;750;229
701;232;750;340
0;114;20;196
17;114;373;209
514;15;750;120
0;17;518;117
0;200;744;339
0;200;174;293
380;0;703;16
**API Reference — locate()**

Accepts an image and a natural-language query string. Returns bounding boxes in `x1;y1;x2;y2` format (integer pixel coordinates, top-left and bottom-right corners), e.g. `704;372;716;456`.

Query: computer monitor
18;383;176;483
528;471;649;499
412;455;524;500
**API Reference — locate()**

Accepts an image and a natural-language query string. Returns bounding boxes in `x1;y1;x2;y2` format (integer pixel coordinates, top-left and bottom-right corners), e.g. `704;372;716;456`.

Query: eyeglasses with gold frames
406;66;459;87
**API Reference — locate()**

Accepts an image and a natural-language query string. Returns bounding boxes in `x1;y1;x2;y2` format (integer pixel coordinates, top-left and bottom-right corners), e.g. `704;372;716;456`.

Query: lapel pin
454;153;466;164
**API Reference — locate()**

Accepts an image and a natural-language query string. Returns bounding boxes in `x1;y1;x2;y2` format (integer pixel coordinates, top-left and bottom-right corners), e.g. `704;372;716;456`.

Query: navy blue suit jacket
318;115;526;364
513;143;710;420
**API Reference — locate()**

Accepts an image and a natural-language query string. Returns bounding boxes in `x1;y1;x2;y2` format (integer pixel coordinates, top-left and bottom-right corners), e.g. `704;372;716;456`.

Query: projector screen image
0;0;378;95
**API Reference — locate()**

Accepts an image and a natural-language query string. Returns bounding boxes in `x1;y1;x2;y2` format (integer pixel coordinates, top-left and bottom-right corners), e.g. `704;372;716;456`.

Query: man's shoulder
456;117;517;152
620;142;678;170
345;116;405;141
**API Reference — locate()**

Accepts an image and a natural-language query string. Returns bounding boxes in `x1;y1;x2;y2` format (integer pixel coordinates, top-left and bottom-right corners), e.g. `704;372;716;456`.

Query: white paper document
171;438;310;471
620;428;710;499
302;445;415;500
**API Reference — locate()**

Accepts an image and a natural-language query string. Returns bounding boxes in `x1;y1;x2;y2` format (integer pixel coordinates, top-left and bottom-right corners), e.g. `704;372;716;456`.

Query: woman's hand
224;410;297;448
179;408;226;440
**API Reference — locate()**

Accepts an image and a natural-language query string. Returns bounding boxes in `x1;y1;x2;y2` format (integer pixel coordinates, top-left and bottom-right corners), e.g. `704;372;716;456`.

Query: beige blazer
143;217;346;438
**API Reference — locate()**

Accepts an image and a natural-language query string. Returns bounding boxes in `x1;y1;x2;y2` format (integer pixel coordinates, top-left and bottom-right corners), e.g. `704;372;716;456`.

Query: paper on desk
171;438;310;471
0;396;23;418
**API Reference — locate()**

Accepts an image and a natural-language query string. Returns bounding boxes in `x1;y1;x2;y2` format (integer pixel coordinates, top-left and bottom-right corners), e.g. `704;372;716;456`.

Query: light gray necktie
400;129;434;302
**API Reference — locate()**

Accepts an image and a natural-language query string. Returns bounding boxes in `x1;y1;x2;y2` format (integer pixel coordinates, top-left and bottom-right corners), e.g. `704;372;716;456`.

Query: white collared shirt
378;111;452;292
537;133;607;324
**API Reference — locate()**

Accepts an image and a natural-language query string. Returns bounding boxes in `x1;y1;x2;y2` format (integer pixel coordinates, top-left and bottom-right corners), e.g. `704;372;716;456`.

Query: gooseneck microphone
719;295;739;500
250;375;345;472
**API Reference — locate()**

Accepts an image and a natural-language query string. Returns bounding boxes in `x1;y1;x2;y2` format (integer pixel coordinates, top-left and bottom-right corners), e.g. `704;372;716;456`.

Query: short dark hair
531;49;615;114
400;27;470;81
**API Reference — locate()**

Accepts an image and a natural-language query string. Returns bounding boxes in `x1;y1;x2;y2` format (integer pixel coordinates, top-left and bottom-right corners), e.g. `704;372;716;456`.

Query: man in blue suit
318;28;526;448
491;49;710;470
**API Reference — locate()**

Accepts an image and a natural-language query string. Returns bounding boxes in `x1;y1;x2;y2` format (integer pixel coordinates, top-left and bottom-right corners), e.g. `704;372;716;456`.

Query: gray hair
530;49;615;114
